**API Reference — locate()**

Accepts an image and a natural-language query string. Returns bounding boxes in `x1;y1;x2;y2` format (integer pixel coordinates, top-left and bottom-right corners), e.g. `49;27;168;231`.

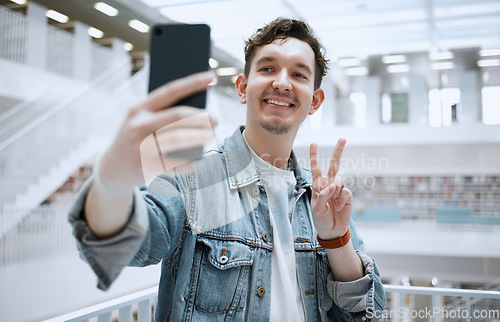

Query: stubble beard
260;120;291;135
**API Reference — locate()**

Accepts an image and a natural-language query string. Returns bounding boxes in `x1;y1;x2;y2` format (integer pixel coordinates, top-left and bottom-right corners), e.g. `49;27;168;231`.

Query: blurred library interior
0;0;499;321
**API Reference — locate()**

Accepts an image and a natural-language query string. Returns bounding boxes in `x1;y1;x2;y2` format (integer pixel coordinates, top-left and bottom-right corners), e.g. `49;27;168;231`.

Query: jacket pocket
184;236;254;314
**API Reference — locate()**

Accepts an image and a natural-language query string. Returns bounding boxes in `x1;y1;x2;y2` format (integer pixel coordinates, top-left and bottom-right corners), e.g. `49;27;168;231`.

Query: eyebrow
255;56;313;76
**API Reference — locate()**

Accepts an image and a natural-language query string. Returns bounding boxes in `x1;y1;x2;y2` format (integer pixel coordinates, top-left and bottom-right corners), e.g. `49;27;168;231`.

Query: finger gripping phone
148;23;211;108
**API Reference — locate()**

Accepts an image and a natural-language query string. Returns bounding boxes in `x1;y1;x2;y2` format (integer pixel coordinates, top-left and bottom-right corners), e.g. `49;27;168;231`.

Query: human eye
259;67;273;72
293;72;308;79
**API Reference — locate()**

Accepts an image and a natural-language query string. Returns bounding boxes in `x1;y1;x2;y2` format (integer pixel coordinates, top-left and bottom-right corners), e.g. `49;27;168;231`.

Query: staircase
0;59;149;237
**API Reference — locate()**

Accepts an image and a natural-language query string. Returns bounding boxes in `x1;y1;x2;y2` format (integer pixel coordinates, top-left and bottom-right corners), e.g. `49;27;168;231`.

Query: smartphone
148;23;211;108
147;23;212;167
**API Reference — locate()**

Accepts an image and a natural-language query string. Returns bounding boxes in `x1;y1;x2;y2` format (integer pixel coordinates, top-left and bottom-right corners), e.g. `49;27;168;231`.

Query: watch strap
317;228;351;249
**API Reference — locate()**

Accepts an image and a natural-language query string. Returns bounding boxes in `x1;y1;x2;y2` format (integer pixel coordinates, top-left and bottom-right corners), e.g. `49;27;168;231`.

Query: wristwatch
317;228;351;249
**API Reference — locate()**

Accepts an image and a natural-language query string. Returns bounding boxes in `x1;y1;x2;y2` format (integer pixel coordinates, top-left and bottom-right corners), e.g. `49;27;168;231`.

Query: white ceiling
139;0;500;65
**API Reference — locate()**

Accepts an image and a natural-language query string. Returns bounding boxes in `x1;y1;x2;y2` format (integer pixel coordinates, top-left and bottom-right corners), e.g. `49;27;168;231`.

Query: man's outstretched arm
84;71;216;239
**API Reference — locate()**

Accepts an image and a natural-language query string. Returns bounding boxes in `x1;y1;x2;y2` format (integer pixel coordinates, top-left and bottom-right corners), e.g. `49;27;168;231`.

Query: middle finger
328;138;346;178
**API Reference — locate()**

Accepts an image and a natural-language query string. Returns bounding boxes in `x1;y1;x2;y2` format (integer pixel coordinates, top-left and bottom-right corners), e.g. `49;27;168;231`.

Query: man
69;17;386;321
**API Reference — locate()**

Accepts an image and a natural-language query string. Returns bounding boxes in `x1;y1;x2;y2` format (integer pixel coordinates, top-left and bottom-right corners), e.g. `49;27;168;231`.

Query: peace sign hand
309;139;352;240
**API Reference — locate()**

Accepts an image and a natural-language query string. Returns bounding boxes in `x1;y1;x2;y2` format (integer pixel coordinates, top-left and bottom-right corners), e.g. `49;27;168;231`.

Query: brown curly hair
244;17;329;89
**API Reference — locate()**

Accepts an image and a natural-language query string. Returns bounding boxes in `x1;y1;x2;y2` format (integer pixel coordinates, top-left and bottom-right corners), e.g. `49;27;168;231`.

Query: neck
244;123;297;170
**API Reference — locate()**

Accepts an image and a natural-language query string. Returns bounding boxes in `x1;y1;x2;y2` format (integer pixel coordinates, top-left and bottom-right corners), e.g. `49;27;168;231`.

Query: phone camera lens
155;28;162;36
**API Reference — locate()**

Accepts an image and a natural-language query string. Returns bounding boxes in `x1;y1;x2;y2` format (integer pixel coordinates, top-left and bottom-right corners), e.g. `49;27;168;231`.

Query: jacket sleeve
326;220;387;321
68;174;187;291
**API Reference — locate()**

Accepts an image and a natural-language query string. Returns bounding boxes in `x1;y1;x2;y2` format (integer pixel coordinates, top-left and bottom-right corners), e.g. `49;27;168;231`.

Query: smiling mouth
264;99;294;107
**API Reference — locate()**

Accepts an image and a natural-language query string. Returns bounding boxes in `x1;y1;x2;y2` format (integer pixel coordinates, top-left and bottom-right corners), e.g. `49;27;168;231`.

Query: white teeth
266;99;292;107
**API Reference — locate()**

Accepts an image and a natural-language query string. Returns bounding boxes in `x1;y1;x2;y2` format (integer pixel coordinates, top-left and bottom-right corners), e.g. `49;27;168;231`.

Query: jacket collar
222;126;311;190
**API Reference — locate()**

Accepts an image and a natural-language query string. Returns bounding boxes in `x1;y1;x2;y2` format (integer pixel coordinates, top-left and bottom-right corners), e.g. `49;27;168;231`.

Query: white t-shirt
244;134;306;321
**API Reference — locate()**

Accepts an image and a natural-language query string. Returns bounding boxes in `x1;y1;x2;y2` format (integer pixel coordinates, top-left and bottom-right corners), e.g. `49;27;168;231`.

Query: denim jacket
69;126;386;321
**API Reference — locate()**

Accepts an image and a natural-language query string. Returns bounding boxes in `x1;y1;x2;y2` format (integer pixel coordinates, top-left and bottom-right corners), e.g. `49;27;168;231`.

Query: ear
235;74;248;104
309;88;325;115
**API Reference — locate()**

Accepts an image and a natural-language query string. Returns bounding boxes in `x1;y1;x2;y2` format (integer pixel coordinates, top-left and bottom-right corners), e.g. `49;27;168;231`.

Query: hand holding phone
144;23;214;175
98;23;216;192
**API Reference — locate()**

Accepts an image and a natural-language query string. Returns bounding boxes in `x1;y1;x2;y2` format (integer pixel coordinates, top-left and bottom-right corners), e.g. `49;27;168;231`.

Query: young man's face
236;37;324;135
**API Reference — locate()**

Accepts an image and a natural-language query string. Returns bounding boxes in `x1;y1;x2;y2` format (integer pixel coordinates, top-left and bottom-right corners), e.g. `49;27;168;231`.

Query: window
390;93;409;123
381;92;409;123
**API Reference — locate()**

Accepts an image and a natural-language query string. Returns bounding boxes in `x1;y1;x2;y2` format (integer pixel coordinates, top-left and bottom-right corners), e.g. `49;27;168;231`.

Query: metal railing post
118;305;132;322
97;312;112;322
466;297;471;322
138;299;152;321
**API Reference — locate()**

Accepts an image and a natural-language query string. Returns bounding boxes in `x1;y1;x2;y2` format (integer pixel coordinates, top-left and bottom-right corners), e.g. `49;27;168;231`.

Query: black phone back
148;23;211;108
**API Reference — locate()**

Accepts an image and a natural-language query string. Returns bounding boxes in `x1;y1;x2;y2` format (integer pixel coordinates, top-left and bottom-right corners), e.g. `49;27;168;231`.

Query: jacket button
219;255;228;264
251;187;260;196
257;287;266;297
262;233;269;242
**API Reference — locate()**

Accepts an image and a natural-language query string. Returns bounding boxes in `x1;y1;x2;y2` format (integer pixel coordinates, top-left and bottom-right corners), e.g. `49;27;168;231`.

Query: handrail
384;284;500;299
0;56;130;151
113;63;149;95
385;284;500;322
0;85;54;123
43;286;158;322
43;284;500;322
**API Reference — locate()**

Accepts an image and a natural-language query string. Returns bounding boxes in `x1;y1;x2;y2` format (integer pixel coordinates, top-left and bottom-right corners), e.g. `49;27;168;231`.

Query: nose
272;70;292;91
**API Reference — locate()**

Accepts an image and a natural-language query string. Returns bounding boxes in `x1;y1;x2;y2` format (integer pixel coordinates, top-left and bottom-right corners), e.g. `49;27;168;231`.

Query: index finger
327;138;346;178
144;71;215;112
309;142;322;180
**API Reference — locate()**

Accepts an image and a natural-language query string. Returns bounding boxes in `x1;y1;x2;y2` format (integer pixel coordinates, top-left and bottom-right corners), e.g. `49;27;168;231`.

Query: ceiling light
432;62;454;70
94;2;118;17
128;19;149;33
209;58;219;68
477;59;500;67
10;0;26;4
124;42;134;51
387;64;410;73
45;9;69;23
337;58;360;67
345;67;368;76
430;51;454;60
88;27;104;39
216;67;238;76
479;49;500;57
382;55;406;64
